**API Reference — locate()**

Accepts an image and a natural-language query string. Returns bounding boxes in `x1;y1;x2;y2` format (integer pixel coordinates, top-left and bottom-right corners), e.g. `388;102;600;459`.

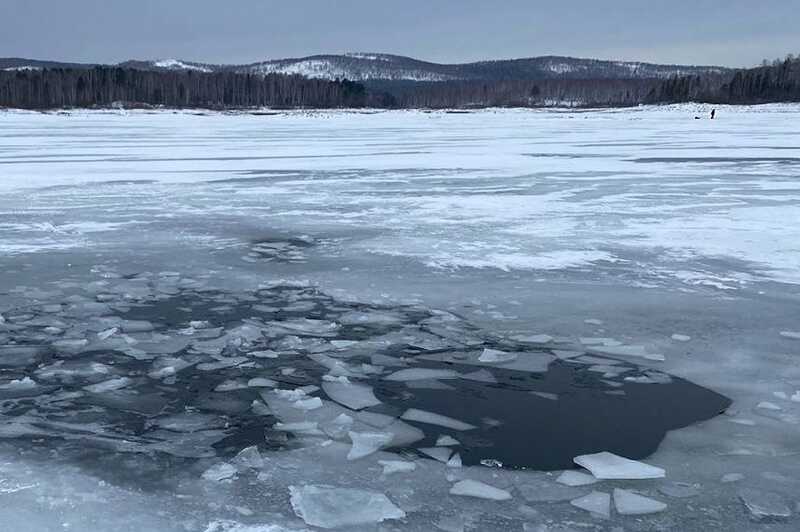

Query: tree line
2;57;799;110
647;55;800;104
0;67;367;109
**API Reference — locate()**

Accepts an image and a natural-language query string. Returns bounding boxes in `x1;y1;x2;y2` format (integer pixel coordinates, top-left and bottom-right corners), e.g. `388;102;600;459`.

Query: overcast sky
2;0;797;67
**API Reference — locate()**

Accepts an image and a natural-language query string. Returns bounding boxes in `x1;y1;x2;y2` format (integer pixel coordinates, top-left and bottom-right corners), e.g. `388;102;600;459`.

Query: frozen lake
0;105;799;530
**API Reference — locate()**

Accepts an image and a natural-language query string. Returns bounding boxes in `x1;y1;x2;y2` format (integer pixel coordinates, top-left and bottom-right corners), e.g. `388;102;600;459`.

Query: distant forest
0;67;367;109
1;56;799;110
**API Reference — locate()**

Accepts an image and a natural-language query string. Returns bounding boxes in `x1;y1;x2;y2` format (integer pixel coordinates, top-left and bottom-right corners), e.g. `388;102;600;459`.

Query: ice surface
569;491;610;518
613;488;667;515
738;488;792;520
289;485;406;528
2;106;798;531
449;479;512;501
573;452;665;479
401;408;477;431
322;380;381;410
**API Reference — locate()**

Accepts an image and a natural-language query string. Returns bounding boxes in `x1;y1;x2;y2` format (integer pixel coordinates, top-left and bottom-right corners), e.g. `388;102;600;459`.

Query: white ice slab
574;452;665;479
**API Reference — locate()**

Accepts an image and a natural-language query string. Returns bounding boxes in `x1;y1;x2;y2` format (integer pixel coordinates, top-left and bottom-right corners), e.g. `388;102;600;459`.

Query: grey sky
1;0;797;67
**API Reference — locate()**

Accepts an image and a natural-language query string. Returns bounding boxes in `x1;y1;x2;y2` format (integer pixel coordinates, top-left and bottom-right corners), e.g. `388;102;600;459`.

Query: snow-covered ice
1;105;799;531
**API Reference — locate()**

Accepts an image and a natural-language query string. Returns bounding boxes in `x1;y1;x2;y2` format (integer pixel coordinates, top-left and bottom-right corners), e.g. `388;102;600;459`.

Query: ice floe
573;451;665;479
613;488;667;515
449;479;512;501
401;408;477;431
570;491;610;518
289;485;405;529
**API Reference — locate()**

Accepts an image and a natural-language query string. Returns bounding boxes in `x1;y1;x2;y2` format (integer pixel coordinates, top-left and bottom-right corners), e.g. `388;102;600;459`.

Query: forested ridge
0;67;366;109
1;55;799;110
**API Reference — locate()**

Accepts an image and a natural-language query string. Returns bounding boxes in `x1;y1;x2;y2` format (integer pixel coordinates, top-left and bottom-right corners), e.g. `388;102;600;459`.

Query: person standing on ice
710;109;716;119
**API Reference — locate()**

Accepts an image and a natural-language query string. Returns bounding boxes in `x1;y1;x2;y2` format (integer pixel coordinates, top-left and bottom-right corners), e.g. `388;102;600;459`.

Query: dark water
376;360;730;470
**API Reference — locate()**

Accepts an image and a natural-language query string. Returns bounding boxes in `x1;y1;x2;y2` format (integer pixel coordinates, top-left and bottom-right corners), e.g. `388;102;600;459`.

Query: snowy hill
232;53;730;82
0;54;729;82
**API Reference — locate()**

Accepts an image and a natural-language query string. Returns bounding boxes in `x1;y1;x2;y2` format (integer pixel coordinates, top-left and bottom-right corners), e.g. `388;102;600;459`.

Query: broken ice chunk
460;369;497;384
591;345;665;362
322;380;382;411
347;431;393;460
738;488;792;520
401;408;477;431
436;435;460;447
119;320;155;333
0;377;38;391
478;348;518;364
613;489;667;515
385;368;460;381
671;334;691;342
449;479;512;501
379;460;417;475
97;327;119;340
556;470;598;487
570;491;610;518
232;446;264;469
446;453;462;468
721;473;745;483
289;485;405;529
274;421;322;435
574;452;665;480
757;401;782;411
247;377;277;388
531;391;559;401
778;331;800;340
83;377;131;393
291;397;323;411
202;462;237;482
511;334;554;344
419;447;452;463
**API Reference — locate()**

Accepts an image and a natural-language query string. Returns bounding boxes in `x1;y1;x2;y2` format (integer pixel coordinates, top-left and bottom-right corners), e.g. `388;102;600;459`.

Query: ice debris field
0;105;799;531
